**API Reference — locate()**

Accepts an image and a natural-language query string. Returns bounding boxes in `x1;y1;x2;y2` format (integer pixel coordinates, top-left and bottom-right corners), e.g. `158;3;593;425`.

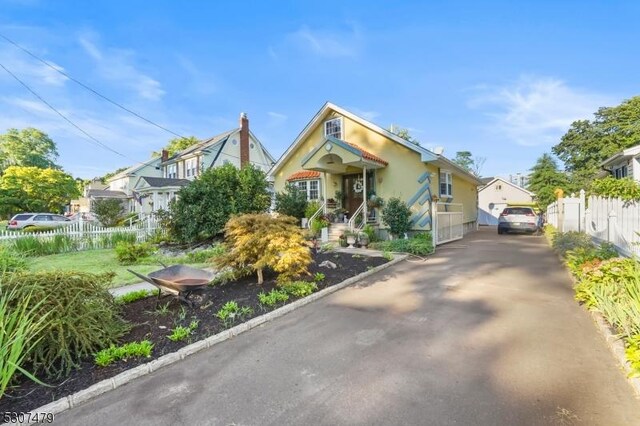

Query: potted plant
358;231;369;248
345;231;357;248
334;190;344;208
334;208;347;222
367;194;384;209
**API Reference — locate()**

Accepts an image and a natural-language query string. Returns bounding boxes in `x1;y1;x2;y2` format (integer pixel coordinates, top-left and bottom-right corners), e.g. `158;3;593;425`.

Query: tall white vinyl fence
546;189;640;257
0;216;161;252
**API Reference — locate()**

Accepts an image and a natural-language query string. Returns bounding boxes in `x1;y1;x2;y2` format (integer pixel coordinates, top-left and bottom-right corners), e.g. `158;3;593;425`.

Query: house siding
273;109;479;231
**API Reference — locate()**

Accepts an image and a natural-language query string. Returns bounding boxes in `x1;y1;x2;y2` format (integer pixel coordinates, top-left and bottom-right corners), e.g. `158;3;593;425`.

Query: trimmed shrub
215;214;312;284
22;226;59;233
2;271;128;377
170;163;271;243
115;241;154;265
381;197;412;238
551;231;594;257
275;183;308;221
92;198;125;227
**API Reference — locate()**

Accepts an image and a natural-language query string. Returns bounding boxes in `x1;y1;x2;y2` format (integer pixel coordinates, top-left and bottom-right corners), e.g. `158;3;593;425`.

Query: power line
0;32;186;139
0;61;126;158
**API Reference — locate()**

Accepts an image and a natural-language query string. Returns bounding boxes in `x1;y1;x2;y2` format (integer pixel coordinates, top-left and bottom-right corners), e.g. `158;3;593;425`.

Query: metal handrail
348;201;366;231
307;201;326;229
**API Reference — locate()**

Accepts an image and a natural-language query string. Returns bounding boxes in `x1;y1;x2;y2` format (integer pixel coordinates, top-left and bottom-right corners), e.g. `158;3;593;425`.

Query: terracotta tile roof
287;170;321;181
345;142;388;166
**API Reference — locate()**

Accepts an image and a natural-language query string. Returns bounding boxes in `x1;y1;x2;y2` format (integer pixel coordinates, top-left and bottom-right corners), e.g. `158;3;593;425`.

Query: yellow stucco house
268;102;481;243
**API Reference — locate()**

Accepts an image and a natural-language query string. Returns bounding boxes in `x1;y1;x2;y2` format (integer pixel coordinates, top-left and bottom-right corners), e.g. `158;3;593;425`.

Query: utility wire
0;32;186;139
0;61;126;158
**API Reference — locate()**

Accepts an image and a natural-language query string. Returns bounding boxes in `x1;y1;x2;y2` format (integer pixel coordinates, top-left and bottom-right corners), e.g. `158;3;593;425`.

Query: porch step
327;223;350;241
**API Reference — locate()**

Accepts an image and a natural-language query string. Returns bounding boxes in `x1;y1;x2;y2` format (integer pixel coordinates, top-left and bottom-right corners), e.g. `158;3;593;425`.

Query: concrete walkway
58;228;640;425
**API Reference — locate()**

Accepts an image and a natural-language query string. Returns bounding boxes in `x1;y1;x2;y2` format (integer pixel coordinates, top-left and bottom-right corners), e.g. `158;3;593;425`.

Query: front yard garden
0;248;388;414
545;225;640;378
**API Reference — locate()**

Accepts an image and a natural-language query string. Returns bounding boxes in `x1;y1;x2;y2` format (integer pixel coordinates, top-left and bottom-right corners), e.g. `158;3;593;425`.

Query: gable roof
163;130;235;164
87;189;128;199
478;177;534;196
600;143;640;168
268;102;480;183
107;157;161;182
140;177;190;188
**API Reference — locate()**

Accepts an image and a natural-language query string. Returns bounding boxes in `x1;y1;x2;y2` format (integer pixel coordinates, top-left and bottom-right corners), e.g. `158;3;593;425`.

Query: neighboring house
478;177;535;226
131;113;275;214
599;144;640;180
106;158;163;213
69;178;112;213
268;102;482;238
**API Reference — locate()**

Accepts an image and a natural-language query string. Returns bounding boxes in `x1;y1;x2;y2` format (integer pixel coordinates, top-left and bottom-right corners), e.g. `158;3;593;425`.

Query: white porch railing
348;201;366;232
307;201;326;229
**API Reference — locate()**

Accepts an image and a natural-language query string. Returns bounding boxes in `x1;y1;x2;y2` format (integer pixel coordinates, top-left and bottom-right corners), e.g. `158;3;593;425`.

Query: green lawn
29;249;208;288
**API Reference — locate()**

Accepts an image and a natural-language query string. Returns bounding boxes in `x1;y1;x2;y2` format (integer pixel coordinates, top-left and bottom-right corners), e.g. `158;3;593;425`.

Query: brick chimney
239;112;249;168
161;149;169;163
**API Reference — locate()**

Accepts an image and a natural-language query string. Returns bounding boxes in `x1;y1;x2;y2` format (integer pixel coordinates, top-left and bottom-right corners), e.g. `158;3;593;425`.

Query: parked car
6;213;73;230
497;207;539;234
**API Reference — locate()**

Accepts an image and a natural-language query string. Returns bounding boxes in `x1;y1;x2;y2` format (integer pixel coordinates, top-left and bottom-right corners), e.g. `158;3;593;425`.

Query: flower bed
546;225;640;378
1;251;388;414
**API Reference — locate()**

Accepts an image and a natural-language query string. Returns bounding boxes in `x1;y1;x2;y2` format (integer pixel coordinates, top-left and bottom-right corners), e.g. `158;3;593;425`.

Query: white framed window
324;117;342;139
165;164;177;179
439;171;452;197
614;165;628;179
185;158;197;178
294;179;321;201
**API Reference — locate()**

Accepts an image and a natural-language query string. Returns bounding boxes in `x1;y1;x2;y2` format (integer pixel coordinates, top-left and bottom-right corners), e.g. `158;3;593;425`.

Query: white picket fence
547;190;640;257
0;216;161;252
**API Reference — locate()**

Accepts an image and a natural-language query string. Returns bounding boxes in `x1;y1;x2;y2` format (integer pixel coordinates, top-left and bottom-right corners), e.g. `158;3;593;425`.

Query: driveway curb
7;254;407;425
546;236;640;398
589;310;640;398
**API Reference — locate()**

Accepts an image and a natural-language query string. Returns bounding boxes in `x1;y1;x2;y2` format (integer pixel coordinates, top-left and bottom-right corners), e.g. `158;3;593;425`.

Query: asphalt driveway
57;227;640;425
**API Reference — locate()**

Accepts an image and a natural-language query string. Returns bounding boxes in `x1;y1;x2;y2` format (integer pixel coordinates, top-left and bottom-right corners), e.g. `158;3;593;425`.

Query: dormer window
324;117;342;139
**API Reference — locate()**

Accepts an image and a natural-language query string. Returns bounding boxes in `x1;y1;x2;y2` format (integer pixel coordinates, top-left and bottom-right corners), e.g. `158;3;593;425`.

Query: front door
342;174;364;217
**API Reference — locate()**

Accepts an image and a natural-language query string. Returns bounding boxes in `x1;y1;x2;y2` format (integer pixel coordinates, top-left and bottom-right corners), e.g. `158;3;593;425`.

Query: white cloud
274;23;363;59
0;47;68;87
78;33;165;101
176;55;218;95
468;75;615;146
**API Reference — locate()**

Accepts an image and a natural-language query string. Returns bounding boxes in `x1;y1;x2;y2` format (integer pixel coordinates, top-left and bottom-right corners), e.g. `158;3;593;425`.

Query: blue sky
0;0;637;179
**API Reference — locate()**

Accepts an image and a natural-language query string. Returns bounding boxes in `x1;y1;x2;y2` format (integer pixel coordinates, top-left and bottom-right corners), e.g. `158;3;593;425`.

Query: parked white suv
497;207;540;234
6;213;73;230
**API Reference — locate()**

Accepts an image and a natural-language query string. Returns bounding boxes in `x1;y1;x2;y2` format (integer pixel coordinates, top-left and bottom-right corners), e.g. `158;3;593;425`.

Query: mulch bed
1;251;387;415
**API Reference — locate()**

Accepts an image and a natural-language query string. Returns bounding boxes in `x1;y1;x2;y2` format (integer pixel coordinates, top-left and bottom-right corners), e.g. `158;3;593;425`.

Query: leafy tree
0;128;60;173
453;151;486;176
170;163;270;242
527;154;569;209
236;164;272;213
101;166;129;183
381;197;412;238
151;136;200;158
553;96;640;190
92;198;125;227
0;166;79;215
215;214;312;284
274;184;308;220
389;126;420;145
590;177;640;202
